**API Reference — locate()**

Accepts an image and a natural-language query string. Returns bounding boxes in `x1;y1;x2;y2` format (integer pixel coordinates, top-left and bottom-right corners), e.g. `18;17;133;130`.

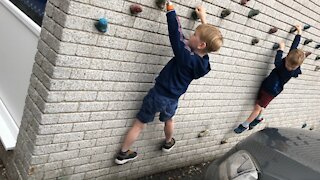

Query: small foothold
252;37;259;45
130;4;142;14
303;24;311;30
305;51;312;58
95;18;108;33
268;27;278;34
315;44;320;49
248;9;260;18
302;123;307;128
155;0;166;9
220;140;227;144
289;26;297;33
198;130;209;137
315;66;320;71
272;43;280;50
240;0;250;5
309;126;314;131
191;11;199;20
221;9;231;18
316;56;320;61
304;39;313;45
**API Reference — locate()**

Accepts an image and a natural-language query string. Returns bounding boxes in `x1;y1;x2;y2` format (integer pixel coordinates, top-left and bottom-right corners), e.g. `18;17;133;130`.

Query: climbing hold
268;27;278;34
309;126;314;131
316;56;320;61
305;51;312;58
289;26;297;33
272;43;280;50
155;0;166;9
302;123;307;128
315;44;320;49
130;4;142;14
252;37;259;45
95;18;108;33
221;9;231;18
248;9;260;18
315;66;320;71
303;24;311;30
240;0;250;5
191;11;199;20
220;140;227;144
304;39;313;45
198;130;209;137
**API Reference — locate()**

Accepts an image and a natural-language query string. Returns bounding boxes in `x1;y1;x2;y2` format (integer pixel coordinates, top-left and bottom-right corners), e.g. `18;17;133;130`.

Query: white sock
242;121;250;128
256;114;263;120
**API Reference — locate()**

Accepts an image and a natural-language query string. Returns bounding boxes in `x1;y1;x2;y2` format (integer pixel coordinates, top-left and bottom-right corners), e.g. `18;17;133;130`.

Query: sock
241;121;250;128
120;149;128;154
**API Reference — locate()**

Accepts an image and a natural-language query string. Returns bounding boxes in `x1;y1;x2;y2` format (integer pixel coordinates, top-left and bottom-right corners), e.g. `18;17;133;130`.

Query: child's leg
244;104;263;124
121;119;146;152
164;119;174;143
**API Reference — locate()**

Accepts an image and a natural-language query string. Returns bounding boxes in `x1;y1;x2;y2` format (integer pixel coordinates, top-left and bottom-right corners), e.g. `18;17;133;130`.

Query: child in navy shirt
115;3;223;164
234;25;305;134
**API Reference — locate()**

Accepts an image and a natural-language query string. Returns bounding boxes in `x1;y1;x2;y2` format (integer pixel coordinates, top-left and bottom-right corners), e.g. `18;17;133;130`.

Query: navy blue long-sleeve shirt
154;10;211;99
261;35;302;96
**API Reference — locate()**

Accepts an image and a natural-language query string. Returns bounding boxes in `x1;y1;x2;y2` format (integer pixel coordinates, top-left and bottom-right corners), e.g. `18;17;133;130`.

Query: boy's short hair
286;49;305;66
196;24;223;52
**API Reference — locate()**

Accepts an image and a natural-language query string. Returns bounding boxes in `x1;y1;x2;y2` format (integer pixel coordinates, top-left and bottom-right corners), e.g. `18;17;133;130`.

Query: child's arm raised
166;2;192;62
289;25;302;51
274;41;284;67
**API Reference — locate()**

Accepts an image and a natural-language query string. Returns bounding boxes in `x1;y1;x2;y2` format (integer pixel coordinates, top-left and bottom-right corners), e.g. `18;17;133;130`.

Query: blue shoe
249;118;263;130
234;124;248;134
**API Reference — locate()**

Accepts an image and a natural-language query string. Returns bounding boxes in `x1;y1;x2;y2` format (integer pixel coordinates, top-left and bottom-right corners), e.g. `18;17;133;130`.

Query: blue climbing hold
95;18;108;33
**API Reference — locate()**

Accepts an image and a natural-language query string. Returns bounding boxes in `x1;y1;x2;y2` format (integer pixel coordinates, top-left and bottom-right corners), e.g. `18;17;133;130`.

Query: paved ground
139;161;212;180
0;159;211;180
0;159;7;180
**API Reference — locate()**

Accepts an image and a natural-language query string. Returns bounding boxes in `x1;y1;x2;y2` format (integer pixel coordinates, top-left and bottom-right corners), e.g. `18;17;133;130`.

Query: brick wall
1;0;320;179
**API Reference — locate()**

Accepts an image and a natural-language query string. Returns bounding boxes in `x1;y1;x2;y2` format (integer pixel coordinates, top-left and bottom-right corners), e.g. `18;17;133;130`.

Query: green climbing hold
304;39;313;45
289;26;297;33
252;37;259;45
303;24;311;30
248;9;260;18
221;9;231;18
191;11;199;20
302;123;307;128
155;0;166;9
272;43;280;50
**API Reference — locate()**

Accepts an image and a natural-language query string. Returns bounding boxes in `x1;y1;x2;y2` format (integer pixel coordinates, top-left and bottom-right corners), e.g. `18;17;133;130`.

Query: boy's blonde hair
286;49;305;66
196;24;223;52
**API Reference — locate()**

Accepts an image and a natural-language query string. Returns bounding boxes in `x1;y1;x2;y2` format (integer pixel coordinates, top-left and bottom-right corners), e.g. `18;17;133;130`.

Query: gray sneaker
162;138;176;152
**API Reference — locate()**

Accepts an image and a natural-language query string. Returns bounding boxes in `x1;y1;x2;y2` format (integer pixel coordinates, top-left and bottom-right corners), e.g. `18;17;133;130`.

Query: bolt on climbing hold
315;44;320;49
289;26;297;33
156;0;166;9
130;4;142;14
221;9;231;18
272;43;280;50
316;56;320;61
248;9;260;18
315;66;320;71
191;11;199;20
303;24;311;30
252;37;259;45
302;123;307;128
305;51;312;58
268;27;278;34
95;18;108;33
304;39;313;45
198;130;209;137
240;0;250;5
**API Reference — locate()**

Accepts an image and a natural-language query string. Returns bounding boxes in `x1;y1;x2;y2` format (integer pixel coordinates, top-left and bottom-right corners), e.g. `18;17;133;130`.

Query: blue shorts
136;88;178;123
